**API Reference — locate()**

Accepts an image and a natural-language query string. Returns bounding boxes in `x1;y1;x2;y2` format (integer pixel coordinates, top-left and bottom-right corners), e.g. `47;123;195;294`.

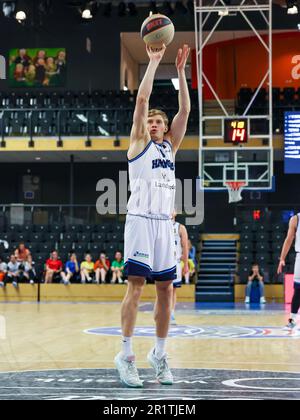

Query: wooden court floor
0;301;299;374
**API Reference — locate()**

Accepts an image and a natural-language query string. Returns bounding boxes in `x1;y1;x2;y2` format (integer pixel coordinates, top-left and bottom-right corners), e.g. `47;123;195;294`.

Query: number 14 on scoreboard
231;121;246;142
224;119;248;144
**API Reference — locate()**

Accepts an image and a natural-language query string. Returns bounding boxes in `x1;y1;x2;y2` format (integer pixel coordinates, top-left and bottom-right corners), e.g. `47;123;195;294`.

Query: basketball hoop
225;181;247;203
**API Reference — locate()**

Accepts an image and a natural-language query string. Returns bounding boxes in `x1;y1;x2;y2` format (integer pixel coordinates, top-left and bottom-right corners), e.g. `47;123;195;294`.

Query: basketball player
115;43;190;388
277;214;299;329
171;212;189;325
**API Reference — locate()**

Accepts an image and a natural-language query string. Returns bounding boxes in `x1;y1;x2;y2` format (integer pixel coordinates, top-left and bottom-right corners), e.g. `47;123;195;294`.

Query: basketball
141;13;175;48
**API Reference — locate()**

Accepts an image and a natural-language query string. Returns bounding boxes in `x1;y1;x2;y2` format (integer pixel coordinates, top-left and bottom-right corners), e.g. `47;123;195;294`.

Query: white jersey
173;222;182;263
295;213;300;253
127;140;176;219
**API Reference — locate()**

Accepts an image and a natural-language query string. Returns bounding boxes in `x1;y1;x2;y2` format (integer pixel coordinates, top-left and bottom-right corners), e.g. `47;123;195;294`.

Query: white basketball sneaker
260;297;266;304
147;348;173;385
170;312;177;326
286;319;297;329
114;352;143;388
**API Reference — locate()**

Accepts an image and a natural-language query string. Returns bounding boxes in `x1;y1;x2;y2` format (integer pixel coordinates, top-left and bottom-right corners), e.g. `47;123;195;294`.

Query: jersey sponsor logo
85;325;300;339
133;251;149;259
152;158;175;171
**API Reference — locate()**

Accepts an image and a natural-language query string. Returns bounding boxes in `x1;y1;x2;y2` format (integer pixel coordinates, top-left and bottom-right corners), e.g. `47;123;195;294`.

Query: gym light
16;10;26;22
82;9;92;19
2;2;15;18
286;0;298;14
287;5;298;14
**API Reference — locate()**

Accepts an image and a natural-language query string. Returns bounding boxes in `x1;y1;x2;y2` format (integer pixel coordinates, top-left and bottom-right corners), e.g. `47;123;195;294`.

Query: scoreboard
284;112;300;174
224;119;248;144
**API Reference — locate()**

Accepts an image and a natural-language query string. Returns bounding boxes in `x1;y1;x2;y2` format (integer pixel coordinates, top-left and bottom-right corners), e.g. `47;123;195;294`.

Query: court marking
84;325;300;339
0;368;300;400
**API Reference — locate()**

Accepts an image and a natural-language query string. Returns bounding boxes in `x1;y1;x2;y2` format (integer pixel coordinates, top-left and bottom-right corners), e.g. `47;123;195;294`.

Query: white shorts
124;214;176;282
173;262;182;288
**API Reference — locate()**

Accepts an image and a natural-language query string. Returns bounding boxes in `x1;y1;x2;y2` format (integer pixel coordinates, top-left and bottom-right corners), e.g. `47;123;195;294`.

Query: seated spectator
94;251;111;284
245;262;266;304
14;242;30;262
0;256;7;287
111;251;124;284
24;254;36;285
6;254;21;288
188;240;197;267
80;253;95;284
181;258;195;284
61;253;80;285
45;251;63;284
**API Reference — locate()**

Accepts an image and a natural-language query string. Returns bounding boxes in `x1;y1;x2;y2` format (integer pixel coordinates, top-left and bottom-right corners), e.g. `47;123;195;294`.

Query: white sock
155;337;166;359
290;313;297;321
122;336;134;358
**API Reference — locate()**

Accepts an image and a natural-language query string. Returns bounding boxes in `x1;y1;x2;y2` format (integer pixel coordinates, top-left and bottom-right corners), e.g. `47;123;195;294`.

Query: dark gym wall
0;1;295;92
0;1;194;92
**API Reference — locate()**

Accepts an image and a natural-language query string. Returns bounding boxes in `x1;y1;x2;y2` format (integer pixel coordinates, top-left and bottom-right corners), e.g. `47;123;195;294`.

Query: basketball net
225;181;246;203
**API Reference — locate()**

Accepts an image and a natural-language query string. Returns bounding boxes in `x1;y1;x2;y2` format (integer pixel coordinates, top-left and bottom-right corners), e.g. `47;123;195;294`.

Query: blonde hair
148;109;169;129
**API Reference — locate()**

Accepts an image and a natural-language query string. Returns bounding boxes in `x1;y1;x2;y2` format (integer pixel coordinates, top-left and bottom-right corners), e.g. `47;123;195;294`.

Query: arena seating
236;87;300;133
0;87;293;136
236;209;295;284
0;220;202;282
0;89;199;137
0;222;125;279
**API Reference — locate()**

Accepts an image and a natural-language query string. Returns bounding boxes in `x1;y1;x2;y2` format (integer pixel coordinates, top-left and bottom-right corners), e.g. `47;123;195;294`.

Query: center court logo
84;325;300;339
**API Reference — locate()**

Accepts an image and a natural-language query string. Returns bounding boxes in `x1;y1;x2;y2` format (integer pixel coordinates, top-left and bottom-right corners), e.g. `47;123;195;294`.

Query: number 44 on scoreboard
224;119;248;144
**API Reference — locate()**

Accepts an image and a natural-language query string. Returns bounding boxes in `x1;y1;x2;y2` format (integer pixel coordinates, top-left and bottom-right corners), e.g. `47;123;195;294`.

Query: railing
0;204;125;227
0;107;197;140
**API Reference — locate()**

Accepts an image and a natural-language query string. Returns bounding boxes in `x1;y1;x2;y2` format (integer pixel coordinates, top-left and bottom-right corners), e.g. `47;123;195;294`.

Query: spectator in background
15;242;30;263
245;262;266;304
13;49;31;69
61;253;79;285
181;258;195;284
6;254;21;288
188;240;197;267
0;257;7;288
80;253;95;284
94;251;111;284
111;251;124;284
14;63;25;82
24;254;36;285
45;251;63;284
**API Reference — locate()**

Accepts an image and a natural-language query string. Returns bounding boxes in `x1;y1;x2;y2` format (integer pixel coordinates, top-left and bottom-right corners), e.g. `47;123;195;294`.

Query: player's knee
128;277;144;298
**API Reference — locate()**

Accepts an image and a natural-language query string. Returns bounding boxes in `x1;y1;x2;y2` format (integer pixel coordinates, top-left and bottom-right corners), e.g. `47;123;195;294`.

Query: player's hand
146;44;166;63
176;44;190;72
277;259;285;275
183;263;189;276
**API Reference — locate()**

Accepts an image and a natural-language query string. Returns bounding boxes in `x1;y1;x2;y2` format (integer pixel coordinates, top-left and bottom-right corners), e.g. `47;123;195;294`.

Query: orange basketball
141;13;175;48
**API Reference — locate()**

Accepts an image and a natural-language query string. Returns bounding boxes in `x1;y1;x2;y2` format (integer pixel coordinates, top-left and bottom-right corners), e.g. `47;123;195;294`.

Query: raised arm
277;215;298;274
168;45;191;154
130;44;166;144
